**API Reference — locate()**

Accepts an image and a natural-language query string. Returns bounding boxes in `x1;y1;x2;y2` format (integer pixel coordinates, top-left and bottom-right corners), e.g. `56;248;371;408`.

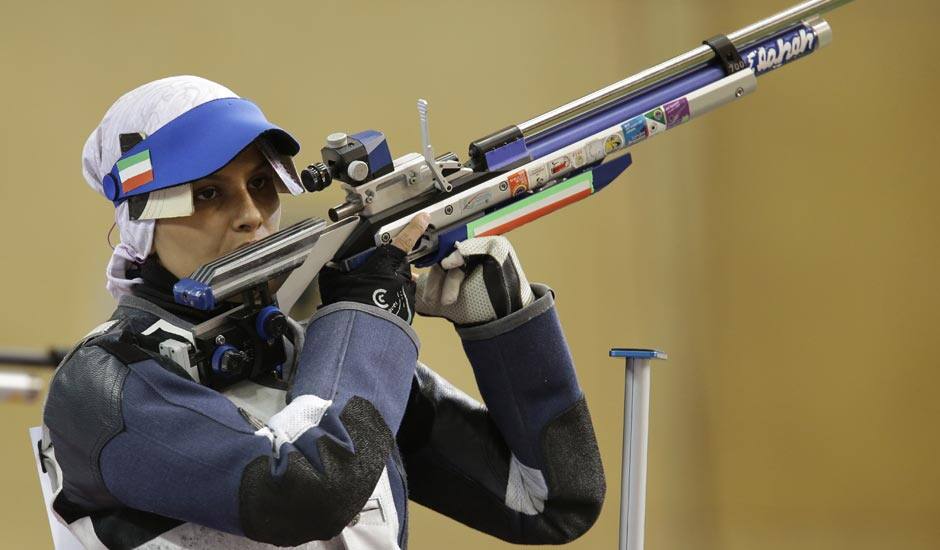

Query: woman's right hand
318;213;430;324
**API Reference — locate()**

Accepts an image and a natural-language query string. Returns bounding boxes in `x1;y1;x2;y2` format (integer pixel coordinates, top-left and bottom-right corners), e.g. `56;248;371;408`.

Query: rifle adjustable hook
417;99;453;193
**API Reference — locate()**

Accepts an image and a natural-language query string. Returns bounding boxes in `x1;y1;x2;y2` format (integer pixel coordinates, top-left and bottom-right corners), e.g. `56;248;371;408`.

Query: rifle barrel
517;0;854;140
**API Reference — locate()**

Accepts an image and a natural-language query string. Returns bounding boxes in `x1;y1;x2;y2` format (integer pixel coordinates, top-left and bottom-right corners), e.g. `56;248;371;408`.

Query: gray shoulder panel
43;339;130;512
311;300;420;352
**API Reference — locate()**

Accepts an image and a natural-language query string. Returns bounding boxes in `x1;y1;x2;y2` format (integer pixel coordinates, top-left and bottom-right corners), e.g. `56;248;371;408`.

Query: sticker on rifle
508;170;530;196
622;115;647;146
528;163;549;185
571;149;587;168
644;106;667;136
604;132;624;154
664;97;691;127
550;155;571;175
585;139;605;163
462;189;493;212
744;27;817;75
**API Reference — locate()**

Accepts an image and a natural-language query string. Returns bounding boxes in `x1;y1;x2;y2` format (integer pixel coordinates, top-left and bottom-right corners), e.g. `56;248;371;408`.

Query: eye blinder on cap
120;132;146;154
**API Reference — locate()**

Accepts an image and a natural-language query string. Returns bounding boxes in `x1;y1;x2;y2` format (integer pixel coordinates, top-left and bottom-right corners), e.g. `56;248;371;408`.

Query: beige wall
2;1;938;548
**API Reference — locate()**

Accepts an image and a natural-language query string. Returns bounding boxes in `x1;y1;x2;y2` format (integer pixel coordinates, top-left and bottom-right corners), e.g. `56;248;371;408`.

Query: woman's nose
232;187;265;232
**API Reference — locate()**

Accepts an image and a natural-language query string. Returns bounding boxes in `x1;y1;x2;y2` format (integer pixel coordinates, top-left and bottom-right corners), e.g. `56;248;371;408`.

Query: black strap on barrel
703;34;749;75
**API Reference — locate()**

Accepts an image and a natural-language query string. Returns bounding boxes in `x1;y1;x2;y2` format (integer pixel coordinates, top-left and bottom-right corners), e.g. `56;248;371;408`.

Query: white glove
416;236;535;326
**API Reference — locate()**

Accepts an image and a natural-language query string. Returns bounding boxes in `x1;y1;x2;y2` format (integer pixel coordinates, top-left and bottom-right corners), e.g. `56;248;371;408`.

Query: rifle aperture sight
317;130;394;186
300;162;332;192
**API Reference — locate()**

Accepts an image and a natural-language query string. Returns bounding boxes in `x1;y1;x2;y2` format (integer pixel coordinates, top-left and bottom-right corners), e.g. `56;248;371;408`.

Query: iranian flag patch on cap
117;149;154;193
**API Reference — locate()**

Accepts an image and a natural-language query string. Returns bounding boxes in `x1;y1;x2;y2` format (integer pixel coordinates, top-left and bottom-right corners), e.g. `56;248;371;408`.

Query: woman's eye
248;175;271;191
195;187;219;201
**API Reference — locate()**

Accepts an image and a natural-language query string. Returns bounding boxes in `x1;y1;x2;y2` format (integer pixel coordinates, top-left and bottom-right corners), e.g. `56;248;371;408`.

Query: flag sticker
116;149;154;193
467;172;594;238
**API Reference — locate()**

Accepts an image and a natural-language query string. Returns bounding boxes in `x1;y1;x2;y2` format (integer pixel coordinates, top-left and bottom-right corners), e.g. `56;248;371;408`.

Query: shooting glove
416;236;535;327
318;244;417;324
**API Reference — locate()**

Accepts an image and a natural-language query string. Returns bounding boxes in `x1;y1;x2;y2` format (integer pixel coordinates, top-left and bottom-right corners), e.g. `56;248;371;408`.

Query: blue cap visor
102;97;300;204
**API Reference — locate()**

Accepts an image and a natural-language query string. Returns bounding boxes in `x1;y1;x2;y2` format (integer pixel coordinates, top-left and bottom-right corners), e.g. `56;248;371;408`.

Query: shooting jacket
39;277;605;549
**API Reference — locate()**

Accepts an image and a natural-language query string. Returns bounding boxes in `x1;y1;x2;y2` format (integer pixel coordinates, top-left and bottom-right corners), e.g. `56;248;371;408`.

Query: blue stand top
609;348;668;360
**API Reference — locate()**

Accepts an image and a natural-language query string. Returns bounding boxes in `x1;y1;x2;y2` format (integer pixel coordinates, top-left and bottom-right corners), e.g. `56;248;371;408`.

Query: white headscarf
82;76;242;299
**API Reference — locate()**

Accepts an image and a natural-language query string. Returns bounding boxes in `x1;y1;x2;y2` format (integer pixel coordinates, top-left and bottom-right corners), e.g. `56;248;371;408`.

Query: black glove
318;244;416;324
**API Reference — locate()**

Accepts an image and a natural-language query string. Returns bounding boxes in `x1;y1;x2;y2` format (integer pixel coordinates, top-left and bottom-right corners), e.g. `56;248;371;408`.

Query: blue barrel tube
523;23;821;163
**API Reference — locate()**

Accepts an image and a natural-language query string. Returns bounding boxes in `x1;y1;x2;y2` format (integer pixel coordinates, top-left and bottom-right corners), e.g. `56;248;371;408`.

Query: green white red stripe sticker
116;149;154;193
467;171;594;237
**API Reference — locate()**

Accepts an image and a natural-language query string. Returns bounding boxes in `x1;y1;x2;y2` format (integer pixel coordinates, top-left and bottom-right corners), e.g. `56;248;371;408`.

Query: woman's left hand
415;236;534;326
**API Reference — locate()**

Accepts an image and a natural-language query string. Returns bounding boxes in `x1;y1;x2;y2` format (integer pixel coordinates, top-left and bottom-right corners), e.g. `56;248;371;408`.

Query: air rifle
177;0;853;314
3;0;854;389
